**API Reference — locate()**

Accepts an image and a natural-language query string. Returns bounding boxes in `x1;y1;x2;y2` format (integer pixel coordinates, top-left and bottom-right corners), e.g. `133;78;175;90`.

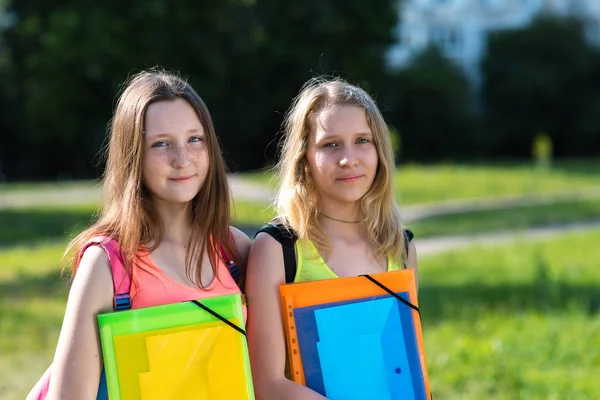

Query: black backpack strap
403;228;414;268
255;222;298;284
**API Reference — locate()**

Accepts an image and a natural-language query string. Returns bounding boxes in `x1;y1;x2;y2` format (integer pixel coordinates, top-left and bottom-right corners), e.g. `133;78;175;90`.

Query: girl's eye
357;138;370;144
323;142;338;148
189;136;204;143
151;141;168;148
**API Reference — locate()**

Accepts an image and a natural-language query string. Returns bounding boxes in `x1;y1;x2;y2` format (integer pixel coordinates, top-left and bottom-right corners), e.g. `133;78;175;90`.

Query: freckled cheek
141;154;165;190
188;147;207;162
143;152;170;174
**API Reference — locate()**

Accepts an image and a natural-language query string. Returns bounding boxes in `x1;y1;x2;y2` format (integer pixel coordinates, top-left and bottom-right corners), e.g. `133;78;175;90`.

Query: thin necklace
318;211;364;224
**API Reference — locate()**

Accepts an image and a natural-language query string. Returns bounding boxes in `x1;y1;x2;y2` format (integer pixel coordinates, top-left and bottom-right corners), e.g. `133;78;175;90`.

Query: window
429;26;463;52
482;0;505;11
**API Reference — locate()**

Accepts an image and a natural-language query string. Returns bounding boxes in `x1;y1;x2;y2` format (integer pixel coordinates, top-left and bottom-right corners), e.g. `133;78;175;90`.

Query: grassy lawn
0;204;102;243
2;196;599;245
0;180;99;194
419;229;600;399
2;160;598;209
410;197;600;238
0;203;272;244
395;161;600;205
242;159;600;205
2;231;599;399
2;161;599;399
0;241;69;399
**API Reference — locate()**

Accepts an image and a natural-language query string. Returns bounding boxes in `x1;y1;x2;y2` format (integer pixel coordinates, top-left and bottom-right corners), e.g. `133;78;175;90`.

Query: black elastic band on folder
360;274;421;319
190;300;246;336
361;274;432;400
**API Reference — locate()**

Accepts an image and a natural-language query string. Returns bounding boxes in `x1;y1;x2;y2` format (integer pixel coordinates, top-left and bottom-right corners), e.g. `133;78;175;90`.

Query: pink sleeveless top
131;251;244;310
25;237;246;400
82;237;246;322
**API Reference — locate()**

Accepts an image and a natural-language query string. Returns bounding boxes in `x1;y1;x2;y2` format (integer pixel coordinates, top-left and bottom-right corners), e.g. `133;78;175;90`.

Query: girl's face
305;104;379;208
142;98;209;205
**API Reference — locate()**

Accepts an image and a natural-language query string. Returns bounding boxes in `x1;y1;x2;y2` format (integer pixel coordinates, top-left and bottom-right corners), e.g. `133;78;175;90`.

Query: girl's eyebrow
317;131;373;140
146;128;204;139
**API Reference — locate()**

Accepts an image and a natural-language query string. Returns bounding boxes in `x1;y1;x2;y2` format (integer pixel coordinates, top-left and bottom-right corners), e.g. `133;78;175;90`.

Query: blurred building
0;6;13;49
388;0;600;82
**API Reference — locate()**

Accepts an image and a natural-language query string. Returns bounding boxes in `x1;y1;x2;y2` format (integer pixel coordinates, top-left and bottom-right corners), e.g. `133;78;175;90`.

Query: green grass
0;204;101;244
231;197;600;236
231;200;276;227
2;232;599;399
239;168;278;186
0;241;70;400
419;229;600;399
0;180;99;193
411;198;600;238
395;162;600;205
0;202;271;245
240;159;600;205
1;161;599;399
3;160;599;208
2;196;599;246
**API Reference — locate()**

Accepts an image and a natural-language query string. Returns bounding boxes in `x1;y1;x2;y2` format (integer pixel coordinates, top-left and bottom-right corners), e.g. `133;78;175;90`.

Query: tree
0;0;399;179
481;16;600;158
382;45;480;162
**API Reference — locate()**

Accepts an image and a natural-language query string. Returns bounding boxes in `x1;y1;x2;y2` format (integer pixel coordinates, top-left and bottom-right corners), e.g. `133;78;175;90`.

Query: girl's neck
317;200;365;238
152;198;194;247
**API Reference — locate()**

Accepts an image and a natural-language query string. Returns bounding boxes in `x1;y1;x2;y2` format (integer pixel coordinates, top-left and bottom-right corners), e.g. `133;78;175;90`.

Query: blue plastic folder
292;293;426;400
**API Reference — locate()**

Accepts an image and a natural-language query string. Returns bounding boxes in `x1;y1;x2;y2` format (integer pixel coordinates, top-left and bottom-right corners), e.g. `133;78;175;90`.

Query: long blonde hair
65;69;235;288
276;77;406;263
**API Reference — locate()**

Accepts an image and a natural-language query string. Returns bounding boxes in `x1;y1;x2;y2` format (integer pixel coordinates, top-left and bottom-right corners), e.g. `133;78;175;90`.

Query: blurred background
0;0;599;399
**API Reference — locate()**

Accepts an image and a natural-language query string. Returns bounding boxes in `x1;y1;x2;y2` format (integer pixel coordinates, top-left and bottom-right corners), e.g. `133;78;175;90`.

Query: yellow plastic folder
97;293;254;400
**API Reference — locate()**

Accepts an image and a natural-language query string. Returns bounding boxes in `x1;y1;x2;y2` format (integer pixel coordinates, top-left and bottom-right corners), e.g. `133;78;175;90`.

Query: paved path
414;220;600;256
237;221;600;257
3;178;600;256
4;178;599;220
401;186;600;222
0;175;274;209
0;184;102;209
227;174;274;202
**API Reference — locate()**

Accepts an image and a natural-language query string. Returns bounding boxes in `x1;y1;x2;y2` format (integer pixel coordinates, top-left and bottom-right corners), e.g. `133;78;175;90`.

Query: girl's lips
169;175;194;182
336;175;363;183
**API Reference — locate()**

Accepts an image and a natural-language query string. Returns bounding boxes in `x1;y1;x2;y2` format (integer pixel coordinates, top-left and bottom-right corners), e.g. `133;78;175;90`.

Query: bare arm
230;226;252;269
246;233;328;400
230;226;252;291
47;246;114;400
406;240;419;293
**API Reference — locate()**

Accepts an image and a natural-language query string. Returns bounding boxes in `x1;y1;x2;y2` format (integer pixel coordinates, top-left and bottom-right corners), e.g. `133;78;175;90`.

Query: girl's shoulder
70;242;115;313
229;226;251;253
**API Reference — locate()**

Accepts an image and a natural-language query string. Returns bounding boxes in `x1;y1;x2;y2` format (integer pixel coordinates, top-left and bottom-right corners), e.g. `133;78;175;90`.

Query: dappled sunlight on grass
1;164;599;399
418;229;600;399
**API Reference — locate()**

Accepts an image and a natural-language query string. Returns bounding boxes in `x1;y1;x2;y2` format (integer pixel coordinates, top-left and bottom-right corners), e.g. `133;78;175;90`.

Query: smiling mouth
337;175;363;183
169;175;194;182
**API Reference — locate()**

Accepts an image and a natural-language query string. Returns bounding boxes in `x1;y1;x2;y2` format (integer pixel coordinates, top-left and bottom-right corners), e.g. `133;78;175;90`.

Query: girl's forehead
312;105;370;136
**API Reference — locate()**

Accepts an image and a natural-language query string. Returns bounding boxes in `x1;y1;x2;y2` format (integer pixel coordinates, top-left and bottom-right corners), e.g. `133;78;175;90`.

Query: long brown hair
276;76;406;264
65;69;235;289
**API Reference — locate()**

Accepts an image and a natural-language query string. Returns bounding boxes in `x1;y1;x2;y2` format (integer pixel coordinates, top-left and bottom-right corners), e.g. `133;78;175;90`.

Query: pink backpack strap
80;236;132;311
26;236;131;400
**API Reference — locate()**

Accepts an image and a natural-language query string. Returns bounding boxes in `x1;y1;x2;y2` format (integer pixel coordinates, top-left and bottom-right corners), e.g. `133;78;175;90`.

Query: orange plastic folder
279;269;430;400
97;293;254;400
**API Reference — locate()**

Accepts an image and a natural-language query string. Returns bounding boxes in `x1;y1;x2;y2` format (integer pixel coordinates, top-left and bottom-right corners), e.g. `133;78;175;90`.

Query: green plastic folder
97;293;254;400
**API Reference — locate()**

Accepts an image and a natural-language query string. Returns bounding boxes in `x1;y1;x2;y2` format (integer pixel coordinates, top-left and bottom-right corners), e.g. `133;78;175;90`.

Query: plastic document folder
279;269;430;400
97;293;254;400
